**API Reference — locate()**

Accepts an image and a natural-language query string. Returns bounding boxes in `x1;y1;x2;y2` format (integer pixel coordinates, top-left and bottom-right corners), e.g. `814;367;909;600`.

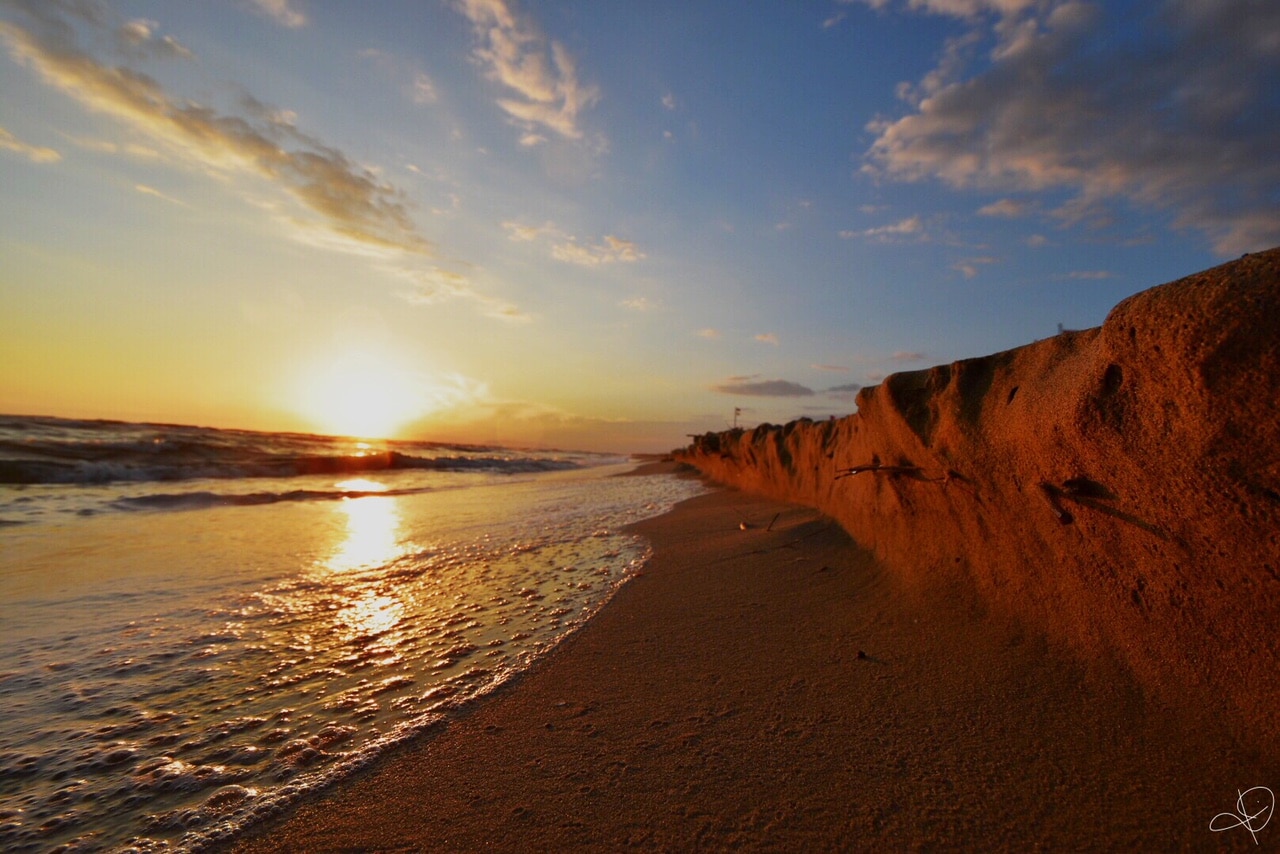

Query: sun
293;350;431;439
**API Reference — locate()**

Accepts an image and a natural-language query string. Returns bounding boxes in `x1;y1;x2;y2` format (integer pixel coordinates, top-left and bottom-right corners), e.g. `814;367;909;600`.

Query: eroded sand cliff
677;248;1280;757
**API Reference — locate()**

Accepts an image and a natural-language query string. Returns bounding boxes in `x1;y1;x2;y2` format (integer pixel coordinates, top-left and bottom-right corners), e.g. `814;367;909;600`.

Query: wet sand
231;468;1275;851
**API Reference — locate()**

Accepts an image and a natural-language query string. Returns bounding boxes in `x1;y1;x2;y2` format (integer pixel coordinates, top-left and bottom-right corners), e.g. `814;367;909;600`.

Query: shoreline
229;465;1276;850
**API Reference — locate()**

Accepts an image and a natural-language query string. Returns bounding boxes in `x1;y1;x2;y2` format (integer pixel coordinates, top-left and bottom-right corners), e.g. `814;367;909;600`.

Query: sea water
0;416;703;851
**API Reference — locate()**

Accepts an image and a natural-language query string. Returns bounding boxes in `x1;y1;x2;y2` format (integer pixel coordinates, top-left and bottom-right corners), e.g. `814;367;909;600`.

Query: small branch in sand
1039;483;1074;524
835;461;965;487
835;463;923;480
765;512;780;532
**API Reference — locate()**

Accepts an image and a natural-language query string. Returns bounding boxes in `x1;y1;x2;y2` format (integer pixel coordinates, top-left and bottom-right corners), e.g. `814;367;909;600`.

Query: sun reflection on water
335;592;406;659
327;489;404;573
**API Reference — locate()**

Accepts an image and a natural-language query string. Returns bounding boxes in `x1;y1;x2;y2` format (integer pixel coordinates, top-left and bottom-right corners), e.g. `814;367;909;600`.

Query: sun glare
294;350;432;439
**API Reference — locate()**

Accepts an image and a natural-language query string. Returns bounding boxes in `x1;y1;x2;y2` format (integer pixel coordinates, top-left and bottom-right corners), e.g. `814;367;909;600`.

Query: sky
1;0;1277;452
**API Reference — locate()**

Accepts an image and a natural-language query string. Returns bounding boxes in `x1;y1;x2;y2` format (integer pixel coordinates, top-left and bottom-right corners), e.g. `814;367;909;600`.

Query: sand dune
679;247;1280;760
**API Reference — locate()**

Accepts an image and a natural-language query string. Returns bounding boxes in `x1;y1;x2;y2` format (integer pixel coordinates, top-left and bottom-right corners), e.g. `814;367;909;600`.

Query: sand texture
231;485;1275;851
679;248;1280;760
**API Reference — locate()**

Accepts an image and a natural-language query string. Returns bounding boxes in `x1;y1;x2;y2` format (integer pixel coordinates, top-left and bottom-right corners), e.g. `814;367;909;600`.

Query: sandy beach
230;464;1276;851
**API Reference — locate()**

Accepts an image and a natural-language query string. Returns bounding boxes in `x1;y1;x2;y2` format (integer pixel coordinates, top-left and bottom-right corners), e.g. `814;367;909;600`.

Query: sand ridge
680;248;1280;761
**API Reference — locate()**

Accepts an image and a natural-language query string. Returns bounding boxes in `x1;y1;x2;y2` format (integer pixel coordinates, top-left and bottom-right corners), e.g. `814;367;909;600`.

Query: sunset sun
294;351;432;439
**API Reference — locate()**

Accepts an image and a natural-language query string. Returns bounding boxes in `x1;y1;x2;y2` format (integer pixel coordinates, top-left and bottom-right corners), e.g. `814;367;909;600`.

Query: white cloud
502;220;557;242
118;19;194;60
846;215;926;243
863;0;1280;254
395;265;530;323
952;256;998;278
504;220;644;266
847;0;1036;18
120;19;155;43
0;125;60;163
977;198;1027;217
67;135;160;159
412;72;438;105
697;328;721;339
551;235;644;266
133;183;188;207
455;0;600;142
249;0;307;29
358;49;440;108
755;333;779;346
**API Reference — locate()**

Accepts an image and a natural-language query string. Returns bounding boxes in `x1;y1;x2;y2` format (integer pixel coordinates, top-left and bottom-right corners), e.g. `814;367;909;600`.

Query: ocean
0;415;703;852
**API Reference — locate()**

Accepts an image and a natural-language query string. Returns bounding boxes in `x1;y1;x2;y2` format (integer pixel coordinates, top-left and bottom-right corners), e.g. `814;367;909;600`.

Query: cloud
863;0;1280;254
412;72;438;105
697;328;721;339
977;198;1027;217
619;296;659;311
395;265;530;323
811;363;850;372
661;92;676;110
0;8;425;254
0;1;522;320
505;220;644;265
133;182;188;206
67;135;160;158
891;350;926;362
502;220;556;241
952;256;998;278
0;125;60;162
455;0;600;142
552;235;644;266
712;378;815;397
844;0;1038;20
754;333;779;346
1064;269;1114;280
359;49;440;107
249;0;307;29
843;214;925;242
825;382;863;401
117;19;193;60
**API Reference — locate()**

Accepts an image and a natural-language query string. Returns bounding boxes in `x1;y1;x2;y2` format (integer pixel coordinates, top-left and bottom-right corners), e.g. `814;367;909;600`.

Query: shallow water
0;462;703;851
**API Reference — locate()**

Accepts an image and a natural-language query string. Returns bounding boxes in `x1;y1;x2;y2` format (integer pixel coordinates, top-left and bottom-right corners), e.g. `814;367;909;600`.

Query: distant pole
733;407;741;428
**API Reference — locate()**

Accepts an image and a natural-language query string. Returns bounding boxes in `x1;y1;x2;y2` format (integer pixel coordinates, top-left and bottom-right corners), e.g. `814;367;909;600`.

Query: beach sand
230;466;1275;851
